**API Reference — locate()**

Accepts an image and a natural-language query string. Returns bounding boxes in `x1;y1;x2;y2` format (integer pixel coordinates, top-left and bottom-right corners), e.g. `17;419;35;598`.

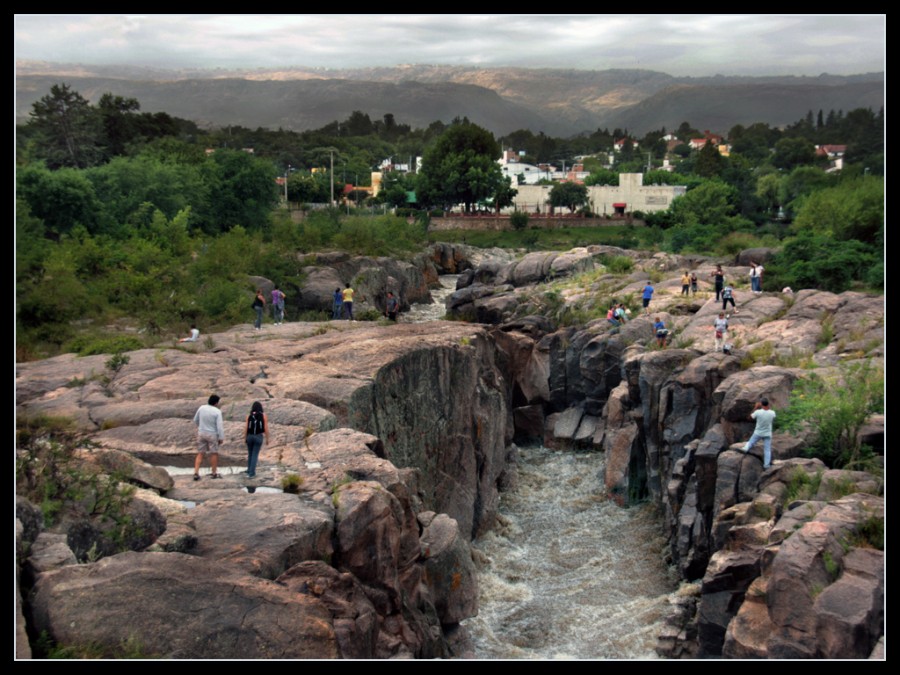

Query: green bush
767;232;880;293
66;335;144;356
16;416;138;555
197;279;247;325
510;211;529;230
780;362;884;468
603;255;634;274
281;474;304;494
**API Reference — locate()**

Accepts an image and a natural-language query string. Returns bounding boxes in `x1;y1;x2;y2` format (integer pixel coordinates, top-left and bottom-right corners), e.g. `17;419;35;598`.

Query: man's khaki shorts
197;433;220;454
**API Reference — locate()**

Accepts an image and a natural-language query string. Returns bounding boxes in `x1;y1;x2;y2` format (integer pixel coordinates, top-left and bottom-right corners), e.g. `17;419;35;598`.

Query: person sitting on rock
607;305;621;328
179;325;200;343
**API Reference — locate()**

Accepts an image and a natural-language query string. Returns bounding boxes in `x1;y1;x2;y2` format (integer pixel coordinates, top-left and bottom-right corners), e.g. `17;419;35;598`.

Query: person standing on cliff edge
742;398;776;469
193;394;224;480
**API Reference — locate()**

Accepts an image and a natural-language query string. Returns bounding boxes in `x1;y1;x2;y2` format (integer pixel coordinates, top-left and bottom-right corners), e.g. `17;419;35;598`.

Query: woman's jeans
246;434;263;476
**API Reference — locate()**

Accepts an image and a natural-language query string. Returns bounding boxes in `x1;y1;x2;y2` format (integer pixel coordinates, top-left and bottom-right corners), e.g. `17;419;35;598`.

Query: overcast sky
14;14;885;77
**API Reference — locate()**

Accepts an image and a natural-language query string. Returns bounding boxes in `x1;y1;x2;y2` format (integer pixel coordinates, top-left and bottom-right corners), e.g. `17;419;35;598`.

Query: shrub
784;467;823;504
281;474;303;494
356;308;383;322
780;362;884;468
603;255;634;274
66;335;144;356
510;211;529;230
16;416;139;558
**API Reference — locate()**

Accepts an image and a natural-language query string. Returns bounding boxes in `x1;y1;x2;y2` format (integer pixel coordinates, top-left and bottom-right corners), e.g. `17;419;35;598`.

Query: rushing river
404;274;458;322
463;445;676;660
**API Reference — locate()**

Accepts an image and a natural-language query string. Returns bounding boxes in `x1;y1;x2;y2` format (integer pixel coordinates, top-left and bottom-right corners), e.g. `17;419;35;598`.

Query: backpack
247;410;265;435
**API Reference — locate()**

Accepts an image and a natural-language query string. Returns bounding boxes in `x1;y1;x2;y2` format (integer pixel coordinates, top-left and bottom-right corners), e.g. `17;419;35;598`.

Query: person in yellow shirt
341;284;355;320
681;271;691;296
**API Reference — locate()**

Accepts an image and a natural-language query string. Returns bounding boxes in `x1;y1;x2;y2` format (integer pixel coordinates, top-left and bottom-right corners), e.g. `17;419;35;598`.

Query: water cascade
464;445;675;659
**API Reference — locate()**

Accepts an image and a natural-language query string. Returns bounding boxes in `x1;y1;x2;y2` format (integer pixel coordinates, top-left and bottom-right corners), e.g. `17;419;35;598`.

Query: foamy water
404;275;458;323
464;445;675;660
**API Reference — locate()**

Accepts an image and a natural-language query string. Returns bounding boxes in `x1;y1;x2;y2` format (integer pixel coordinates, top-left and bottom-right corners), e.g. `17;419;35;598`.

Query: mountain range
15;61;884;137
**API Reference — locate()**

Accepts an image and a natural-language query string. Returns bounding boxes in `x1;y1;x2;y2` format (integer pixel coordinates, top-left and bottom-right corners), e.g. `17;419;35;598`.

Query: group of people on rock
605;261;770;351
246;283;403;326
331;285;400;322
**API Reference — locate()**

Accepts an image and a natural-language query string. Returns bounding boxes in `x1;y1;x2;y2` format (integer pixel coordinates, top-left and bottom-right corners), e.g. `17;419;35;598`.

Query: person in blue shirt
642;282;655;315
654;317;669;347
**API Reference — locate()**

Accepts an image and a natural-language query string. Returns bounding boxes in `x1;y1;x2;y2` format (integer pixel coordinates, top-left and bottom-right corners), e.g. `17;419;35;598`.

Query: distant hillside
601;81;886;135
16;74;553;137
15;62;884;137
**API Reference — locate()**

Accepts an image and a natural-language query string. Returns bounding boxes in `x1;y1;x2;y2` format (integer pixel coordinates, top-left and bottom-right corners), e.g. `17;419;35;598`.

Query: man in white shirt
743;398;776;468
192;394;224;479
179;325;200;343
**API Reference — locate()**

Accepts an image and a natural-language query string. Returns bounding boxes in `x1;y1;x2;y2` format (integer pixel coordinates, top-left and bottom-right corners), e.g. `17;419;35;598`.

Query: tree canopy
417;122;503;212
548;182;589;213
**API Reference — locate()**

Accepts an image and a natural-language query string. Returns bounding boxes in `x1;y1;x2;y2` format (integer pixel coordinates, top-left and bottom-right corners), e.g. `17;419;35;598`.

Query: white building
510;173;685;215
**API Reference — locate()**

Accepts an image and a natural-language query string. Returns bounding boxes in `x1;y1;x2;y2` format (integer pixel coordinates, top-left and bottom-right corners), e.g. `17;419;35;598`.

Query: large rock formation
16;245;884;659
16;320;512;658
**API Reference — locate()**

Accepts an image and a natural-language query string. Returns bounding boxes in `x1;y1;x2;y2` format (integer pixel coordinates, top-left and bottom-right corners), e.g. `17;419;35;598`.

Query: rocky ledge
16;320;513;658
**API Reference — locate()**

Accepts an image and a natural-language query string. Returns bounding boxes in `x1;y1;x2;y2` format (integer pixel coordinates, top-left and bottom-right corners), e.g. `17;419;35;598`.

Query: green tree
417;122;503;212
97;93;141;157
198;150;279;232
584;168;619;186
792;176;883;243
772;137;816;170
778;166;837;219
379;171;414;209
85;155;208;235
27;83;103;169
755;172;782;218
548;182;589;213
670;180;738;225
287;171;330;203
694;141;726;178
16;165;103;238
492;177;518;213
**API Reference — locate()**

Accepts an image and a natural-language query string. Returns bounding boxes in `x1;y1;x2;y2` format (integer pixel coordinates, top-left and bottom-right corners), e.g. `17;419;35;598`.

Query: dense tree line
16;83;883;359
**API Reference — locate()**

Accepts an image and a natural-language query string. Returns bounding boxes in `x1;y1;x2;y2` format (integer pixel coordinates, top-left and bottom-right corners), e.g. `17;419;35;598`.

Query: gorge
15;243;884;659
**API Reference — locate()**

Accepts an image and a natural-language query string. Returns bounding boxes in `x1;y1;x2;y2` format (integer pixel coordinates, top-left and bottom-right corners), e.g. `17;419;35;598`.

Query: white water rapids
410;275;677;659
462;445;676;660
404;274;458;322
